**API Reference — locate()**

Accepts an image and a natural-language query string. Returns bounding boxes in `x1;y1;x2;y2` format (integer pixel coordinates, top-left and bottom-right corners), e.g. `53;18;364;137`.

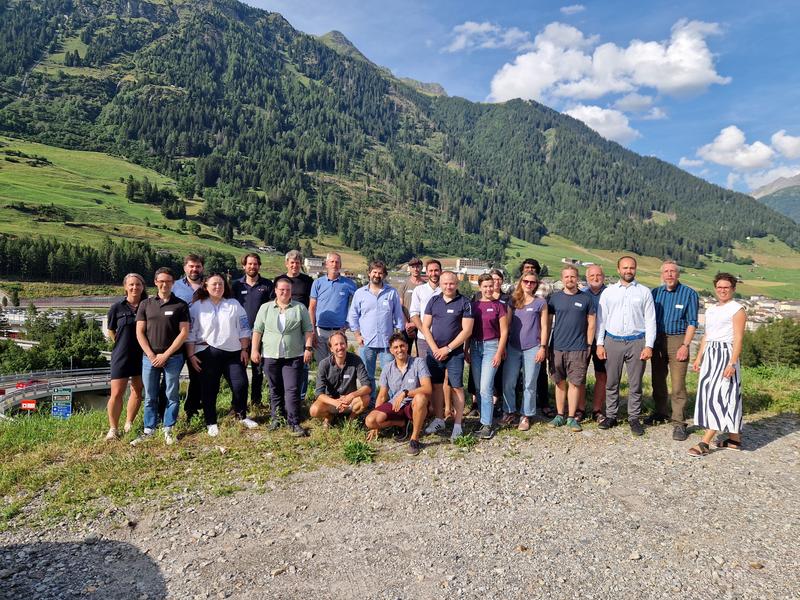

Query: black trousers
536;355;551;412
263;356;304;427
249;360;264;405
197;347;249;425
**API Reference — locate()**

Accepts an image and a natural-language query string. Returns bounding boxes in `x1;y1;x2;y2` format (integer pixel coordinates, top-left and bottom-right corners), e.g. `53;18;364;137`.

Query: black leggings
196;347;248;425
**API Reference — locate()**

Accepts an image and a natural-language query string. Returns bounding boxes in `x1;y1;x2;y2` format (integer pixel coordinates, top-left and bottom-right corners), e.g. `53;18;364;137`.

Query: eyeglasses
522;280;538;285
155;279;173;285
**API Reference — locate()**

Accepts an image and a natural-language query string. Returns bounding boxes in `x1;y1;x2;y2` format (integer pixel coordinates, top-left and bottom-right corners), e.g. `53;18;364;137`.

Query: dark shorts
589;341;606;374
426;351;465;388
549;349;590;385
375;400;414;421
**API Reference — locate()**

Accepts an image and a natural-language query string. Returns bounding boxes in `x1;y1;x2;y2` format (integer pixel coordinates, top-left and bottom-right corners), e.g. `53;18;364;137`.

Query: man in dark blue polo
232;253;274;409
309;252;357;364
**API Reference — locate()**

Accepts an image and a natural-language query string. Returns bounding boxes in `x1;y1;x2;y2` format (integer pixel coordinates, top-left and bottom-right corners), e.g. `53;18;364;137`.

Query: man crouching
365;333;432;455
309;330;372;428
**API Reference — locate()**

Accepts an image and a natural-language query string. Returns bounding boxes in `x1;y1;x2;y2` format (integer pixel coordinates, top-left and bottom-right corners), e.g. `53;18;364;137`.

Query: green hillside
758;186;800;223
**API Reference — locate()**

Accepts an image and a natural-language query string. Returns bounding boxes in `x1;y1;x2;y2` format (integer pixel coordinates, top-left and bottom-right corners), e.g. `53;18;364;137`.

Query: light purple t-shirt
509;297;546;351
471;299;507;342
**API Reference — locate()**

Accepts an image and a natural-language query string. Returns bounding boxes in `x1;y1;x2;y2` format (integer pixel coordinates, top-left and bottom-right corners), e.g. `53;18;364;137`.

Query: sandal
715;438;742;450
593;411;605;422
541;406;556;419
688;442;710;458
574;409;585;423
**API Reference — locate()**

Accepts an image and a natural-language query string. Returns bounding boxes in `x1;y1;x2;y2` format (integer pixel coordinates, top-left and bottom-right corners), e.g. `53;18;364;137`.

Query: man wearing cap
397;257;425;354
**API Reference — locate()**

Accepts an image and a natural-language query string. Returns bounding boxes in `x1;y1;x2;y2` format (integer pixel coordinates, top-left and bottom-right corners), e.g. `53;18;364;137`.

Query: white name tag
164;311;174;316
675;304;684;309
487;308;494;312
526;308;533;312
383;300;389;306
447;309;454;314
241;290;248;295
339;291;345;296
343;374;351;379
574;302;583;308
407;377;415;383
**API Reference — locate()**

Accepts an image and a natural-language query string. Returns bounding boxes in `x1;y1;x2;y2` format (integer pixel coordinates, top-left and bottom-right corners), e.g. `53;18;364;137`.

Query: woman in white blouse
187;274;256;437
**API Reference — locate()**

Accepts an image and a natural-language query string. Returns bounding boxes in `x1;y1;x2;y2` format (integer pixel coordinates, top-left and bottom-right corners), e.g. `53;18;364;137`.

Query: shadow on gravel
0;540;167;599
741;413;800;451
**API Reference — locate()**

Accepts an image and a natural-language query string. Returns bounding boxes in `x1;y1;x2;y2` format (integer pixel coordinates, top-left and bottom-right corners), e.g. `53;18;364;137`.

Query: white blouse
188;298;251;354
704;301;743;344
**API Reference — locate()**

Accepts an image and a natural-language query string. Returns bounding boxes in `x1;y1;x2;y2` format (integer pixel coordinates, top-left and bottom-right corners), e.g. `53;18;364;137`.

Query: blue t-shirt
548;290;595;352
424;293;473;351
310;275;358;328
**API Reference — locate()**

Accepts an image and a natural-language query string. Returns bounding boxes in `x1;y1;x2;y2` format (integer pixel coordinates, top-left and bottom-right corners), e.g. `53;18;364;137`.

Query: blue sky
252;0;800;194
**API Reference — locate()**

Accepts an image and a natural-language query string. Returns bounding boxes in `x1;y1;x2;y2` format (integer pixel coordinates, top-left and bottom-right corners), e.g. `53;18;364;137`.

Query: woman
467;273;508;439
251;276;314;437
105;273;147;440
186;274;255;437
689;273;746;457
502;274;549;431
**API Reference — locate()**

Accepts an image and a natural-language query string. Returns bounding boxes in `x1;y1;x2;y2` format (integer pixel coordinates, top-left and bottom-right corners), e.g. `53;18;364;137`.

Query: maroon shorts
375;401;414;422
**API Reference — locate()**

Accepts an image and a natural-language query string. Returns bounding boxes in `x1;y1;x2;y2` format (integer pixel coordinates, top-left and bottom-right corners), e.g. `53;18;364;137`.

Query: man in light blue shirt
309;252;357;363
348;260;405;404
596;256;656;436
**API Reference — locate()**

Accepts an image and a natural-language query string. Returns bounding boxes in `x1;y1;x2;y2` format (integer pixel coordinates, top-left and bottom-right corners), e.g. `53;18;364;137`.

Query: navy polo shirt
232;276;274;327
424;292;473;351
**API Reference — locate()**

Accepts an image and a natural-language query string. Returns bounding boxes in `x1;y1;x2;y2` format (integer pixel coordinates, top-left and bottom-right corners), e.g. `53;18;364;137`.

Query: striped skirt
693;341;742;433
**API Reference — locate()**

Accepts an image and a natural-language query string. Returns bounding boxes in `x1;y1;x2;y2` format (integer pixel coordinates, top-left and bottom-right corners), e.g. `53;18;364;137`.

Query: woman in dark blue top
105;273;147;441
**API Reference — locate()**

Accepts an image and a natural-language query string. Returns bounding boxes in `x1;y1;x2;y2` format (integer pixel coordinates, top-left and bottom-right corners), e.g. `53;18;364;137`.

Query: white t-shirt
704;301;743;343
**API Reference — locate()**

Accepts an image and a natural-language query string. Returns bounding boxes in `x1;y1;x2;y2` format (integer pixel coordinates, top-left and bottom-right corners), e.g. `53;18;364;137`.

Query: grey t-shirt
379;357;431;406
315;353;370;398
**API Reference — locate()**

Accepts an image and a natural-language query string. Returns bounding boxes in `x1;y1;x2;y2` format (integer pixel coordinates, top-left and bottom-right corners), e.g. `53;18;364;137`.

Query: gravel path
2;414;798;600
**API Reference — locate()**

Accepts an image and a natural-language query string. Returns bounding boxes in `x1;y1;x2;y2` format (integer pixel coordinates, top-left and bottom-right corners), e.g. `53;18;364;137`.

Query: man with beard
171;253;204;421
582;264;607;422
397;257;425;354
596;256;657;436
348;260;405;406
409;260;442;359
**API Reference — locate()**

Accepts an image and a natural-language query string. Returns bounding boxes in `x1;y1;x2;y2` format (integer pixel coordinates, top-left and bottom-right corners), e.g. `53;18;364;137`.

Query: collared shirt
232;276;274;327
135;293;190;354
275;272;313;307
596;280;657;347
409;283;441;339
424;292;473;350
253;300;313;359
652;282;699;336
107;297;143;362
347;284;405;348
315;352;370;398
188;298;251;354
310;275;358;328
172;276;202;305
379;357;431;406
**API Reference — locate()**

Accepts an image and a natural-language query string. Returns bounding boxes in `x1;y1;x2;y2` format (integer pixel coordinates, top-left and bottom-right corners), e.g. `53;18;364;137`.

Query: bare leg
411;394;428;441
107;379;127;429
567;383;581;417
124;376;143;427
555;380;567;415
431;384;444;420
443;378;452;419
451;388;465;426
592;372;607;414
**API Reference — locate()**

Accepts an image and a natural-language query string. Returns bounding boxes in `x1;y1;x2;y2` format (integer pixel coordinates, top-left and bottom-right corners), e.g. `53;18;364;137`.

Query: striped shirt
651;282;699;336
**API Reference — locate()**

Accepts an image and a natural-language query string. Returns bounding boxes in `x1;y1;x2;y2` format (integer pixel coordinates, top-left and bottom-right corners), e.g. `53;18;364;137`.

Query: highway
0;367;112;415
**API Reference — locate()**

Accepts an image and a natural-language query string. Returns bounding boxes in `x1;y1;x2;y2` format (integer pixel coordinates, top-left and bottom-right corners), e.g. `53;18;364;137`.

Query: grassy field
0;366;796;531
506;234;800;299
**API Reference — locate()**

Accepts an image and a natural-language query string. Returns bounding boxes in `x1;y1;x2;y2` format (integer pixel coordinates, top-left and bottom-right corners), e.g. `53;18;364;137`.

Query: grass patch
342;439;376;464
452;432;477;451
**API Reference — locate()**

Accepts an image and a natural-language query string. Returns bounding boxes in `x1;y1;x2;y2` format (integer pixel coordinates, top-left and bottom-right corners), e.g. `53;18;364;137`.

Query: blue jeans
470;339;499;426
503;345;541;417
142;354;184;430
359;345;393;406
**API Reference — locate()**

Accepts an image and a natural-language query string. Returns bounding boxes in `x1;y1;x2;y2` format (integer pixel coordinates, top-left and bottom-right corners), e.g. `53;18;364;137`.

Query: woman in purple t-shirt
503;274;549;431
466;274;508;439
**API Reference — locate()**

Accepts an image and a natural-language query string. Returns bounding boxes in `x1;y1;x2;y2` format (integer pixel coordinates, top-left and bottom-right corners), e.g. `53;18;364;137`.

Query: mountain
752;173;800;199
758;186;800;223
0;0;798;273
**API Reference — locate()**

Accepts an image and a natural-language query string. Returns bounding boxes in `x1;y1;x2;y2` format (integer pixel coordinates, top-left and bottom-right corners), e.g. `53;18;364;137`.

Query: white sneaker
424;418;446;435
164;427;175;445
105;428;118;441
207;424;219;437
123;422;133;434
239;418;259;429
130;429;154;447
450;424;463;441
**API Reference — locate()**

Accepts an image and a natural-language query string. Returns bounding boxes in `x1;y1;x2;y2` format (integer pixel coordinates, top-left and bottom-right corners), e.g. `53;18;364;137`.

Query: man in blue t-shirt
547;265;595;432
309;252;357;363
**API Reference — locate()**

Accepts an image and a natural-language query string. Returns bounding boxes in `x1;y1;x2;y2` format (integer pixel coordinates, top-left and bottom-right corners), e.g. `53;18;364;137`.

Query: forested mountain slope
1;0;798;269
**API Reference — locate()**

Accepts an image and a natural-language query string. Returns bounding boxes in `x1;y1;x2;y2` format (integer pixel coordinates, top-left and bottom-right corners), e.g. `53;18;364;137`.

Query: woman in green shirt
251;276;314;436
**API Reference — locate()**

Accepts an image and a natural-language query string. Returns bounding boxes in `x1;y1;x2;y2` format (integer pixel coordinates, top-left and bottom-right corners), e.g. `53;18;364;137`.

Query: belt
605;331;645;342
317;326;343;331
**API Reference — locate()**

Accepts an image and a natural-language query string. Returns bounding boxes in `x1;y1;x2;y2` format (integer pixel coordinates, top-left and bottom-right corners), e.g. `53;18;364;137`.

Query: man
132;267;189;446
171;253;204;420
409;260;442;359
348;260;405;404
649;260;698;441
547;266;595;433
309;252;357;363
582;264;607;421
232;253;274;409
596;256;657;436
397;257;425;353
421;271;474;440
309;330;372;428
521;258;540;277
365;333;432;456
275;249;314;400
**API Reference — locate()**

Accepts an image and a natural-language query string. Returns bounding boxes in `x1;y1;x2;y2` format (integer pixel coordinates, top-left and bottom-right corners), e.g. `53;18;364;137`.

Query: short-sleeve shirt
310;276;358;328
275;273;313;307
471;299;507;342
107;298;143;375
315;353;370;398
232;276;274;327
424;293;473;351
509;297;547;351
135;294;190;354
652;282;699;336
172;277;201;306
379;357;431;406
548;290;595;352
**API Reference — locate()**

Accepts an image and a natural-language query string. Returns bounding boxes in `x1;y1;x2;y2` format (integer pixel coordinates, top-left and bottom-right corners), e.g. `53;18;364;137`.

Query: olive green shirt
253;300;313;359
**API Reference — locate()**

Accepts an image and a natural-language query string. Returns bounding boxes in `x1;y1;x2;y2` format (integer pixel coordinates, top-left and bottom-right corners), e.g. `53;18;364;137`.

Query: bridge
0;367;112;416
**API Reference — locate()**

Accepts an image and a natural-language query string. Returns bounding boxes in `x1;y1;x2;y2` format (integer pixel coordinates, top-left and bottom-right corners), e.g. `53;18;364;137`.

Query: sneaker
130;429;154;447
407;439;421;456
394;420;412;442
598;417;618;430
629;419;644;437
549;415;566;428
123;422;133;434
465;407;480;418
567;417;582;432
290;424;308;437
424;418;446;436
239;418;259;429
450;424;464;441
164;427;175;445
672;423;688;441
518;416;530;431
476;424;494;440
643;413;669;426
207;424;219;437
105;428;118;441
268;419;283;432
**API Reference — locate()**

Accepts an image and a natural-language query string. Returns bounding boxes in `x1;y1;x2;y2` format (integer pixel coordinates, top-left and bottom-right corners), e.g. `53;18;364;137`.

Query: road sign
52;387;73;420
20;399;37;411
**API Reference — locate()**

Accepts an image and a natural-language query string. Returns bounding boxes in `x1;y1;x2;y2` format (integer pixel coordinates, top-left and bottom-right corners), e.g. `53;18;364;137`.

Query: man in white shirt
409;259;442;358
596;256;656;436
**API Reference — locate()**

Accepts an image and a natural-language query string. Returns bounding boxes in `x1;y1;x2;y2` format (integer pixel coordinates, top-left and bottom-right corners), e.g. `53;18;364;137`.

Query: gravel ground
1;413;798;600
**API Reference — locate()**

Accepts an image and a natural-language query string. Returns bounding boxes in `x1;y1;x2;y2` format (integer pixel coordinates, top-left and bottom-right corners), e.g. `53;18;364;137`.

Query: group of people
105;250;746;458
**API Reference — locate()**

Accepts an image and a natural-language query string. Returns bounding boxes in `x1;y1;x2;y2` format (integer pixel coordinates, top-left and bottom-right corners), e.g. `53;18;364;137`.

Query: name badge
407;377;415;383
241;290;248;295
343;374;351;379
675;304;684;309
339;291;346;296
487;308;494;312
446;309;454;314
526;308;533;312
574;302;583;308
164;311;174;316
383;300;389;306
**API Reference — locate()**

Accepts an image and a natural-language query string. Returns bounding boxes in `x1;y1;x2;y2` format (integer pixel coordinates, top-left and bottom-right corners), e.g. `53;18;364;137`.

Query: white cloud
697;126;774;170
771;130;800;159
679;157;704;168
565;104;640;143
743;165;800;190
614;93;653;112
443;21;532;53
560;4;586;15
726;172;741;190
641;107;668;120
488;19;730;103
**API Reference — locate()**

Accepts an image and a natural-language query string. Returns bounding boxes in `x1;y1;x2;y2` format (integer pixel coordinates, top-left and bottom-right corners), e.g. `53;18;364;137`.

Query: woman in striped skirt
689;273;746;457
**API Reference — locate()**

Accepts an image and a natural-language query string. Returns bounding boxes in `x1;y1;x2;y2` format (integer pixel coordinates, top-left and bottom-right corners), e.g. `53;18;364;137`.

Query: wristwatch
402;389;409;398
304;346;313;351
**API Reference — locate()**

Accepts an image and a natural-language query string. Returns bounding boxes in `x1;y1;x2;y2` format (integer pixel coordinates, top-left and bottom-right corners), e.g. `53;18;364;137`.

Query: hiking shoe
268;419;283;432
163;427;175;445
105;428;118;441
450;424;464;441
644;413;669;426
518;416;530;431
207;424;219;437
424;418;446;435
629;419;644;437
476;424;494;440
290;424;308;437
407;439;421;456
598;417;618;430
130;429;154;447
567;417;582;432
240;418;259;429
549;415;566;428
672;423;688;441
394;420;412;442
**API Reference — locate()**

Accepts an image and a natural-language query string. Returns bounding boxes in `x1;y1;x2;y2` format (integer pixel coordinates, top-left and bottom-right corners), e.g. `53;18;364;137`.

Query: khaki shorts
549;349;590;386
